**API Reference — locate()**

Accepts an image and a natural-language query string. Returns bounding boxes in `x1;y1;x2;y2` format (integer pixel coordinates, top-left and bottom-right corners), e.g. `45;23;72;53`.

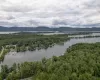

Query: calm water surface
0;32;19;34
1;37;100;66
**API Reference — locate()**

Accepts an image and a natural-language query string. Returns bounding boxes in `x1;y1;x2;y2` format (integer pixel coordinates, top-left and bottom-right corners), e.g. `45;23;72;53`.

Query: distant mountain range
0;26;100;32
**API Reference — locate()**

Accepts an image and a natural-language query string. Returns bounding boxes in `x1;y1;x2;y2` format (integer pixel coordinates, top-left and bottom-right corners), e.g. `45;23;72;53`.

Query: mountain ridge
0;26;100;31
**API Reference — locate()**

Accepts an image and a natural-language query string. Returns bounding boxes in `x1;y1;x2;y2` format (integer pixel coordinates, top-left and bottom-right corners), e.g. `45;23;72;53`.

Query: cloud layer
0;0;100;27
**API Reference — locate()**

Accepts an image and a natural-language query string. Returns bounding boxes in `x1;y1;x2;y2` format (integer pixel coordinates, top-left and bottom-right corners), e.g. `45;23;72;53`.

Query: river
0;37;100;66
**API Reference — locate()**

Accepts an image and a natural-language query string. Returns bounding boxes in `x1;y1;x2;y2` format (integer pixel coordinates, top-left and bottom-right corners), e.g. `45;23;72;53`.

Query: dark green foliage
0;34;69;50
1;43;100;80
0;33;69;61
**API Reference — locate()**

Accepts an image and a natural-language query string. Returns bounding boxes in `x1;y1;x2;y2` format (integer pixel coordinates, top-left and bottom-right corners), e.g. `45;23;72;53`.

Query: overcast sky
0;0;100;27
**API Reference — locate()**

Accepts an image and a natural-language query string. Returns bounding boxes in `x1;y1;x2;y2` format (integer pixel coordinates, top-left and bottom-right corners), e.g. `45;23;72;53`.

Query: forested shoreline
0;33;100;80
0;33;100;62
0;43;100;80
0;33;69;62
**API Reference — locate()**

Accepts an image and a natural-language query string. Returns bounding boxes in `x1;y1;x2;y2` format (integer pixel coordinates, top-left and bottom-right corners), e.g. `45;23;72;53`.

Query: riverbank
0;34;69;62
1;33;100;64
1;42;100;80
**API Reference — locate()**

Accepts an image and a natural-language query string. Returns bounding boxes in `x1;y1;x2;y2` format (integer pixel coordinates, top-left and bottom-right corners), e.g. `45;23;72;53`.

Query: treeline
1;43;100;80
68;32;92;35
72;35;100;39
0;33;68;48
0;33;69;61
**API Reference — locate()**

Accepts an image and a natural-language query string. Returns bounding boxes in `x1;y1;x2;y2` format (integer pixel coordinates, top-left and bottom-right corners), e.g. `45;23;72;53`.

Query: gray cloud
2;5;33;12
52;20;68;25
0;0;100;27
85;0;100;8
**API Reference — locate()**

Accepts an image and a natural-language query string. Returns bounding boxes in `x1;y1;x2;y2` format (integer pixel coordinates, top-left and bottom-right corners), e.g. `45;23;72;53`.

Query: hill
0;26;100;32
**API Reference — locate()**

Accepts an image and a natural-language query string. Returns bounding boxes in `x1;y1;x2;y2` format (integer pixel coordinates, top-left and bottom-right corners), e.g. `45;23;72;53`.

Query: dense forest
0;43;100;80
0;33;69;61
